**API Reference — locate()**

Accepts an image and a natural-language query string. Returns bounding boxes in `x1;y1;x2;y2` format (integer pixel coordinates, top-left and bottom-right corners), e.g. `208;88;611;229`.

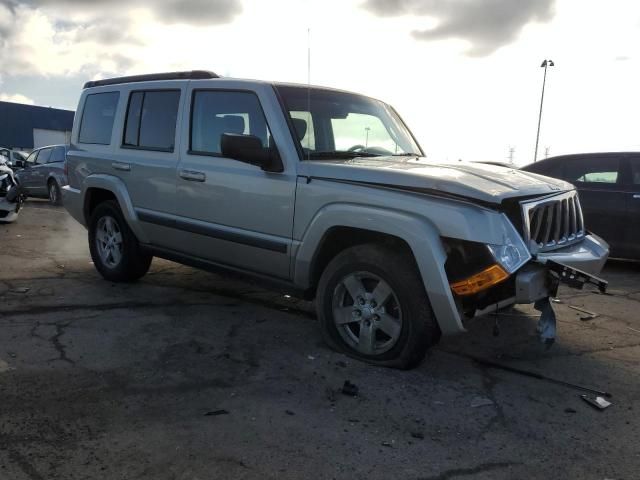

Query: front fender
294;203;465;335
82;174;149;244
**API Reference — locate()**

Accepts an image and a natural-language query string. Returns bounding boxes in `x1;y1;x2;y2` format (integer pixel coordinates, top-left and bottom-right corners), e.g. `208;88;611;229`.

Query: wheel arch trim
82;174;149;244
294;203;465;335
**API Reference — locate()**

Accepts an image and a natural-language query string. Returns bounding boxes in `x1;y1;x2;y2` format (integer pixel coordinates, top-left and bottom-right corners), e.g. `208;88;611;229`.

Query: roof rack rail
83;70;219;89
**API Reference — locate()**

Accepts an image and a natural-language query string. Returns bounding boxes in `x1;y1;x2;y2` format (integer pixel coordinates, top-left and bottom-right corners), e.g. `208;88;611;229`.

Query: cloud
362;0;556;57
72;20;144;46
0;92;35;104
4;0;242;26
0;0;243;78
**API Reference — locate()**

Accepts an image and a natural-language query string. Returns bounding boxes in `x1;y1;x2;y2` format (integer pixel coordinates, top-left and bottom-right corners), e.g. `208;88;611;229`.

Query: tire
316;243;441;369
88;200;152;282
48;180;62;206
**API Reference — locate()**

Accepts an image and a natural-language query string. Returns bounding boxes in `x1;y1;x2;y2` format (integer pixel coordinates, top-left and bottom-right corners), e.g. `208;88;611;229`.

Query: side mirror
220;133;283;173
15;160;25;169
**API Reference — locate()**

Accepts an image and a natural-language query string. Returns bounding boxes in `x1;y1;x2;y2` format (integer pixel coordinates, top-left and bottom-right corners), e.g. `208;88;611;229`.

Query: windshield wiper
306;150;383;160
392;152;421;157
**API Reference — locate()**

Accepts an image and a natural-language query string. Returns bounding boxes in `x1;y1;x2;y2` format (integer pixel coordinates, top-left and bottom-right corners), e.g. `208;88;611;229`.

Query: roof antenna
306;27;311;161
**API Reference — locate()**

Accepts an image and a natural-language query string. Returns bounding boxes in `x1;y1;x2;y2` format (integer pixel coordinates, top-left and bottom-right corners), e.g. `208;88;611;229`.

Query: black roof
0;102;74;149
542;152;640;162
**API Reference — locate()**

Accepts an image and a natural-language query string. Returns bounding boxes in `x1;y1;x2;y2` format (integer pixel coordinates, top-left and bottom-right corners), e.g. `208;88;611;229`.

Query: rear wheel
48;180;62;206
316;244;441;369
88;200;152;282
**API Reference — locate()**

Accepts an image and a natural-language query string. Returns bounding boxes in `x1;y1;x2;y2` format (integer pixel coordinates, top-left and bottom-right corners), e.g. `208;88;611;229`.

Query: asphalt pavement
0;201;638;479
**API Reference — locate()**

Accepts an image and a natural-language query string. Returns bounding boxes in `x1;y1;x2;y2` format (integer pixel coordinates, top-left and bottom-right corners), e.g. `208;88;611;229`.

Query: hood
303;157;573;205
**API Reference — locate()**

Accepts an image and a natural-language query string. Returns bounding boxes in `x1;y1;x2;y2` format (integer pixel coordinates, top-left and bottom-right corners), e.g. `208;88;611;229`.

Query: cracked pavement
0;201;638;479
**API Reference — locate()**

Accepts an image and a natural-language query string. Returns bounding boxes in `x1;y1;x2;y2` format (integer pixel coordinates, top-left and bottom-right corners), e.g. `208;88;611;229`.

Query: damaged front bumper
0;197;20;222
501;234;608;346
514;233;609;304
464;233;609;344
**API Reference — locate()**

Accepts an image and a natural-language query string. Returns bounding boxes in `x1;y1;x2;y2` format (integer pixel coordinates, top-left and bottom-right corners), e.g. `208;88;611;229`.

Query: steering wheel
348;145;366;152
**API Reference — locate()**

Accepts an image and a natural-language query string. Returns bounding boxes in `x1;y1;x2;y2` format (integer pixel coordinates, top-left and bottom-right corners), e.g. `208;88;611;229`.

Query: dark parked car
15;145;68;205
522;152;640;260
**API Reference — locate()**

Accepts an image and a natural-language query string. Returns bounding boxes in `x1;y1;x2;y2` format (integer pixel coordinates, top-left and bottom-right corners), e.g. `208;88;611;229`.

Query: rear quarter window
79;92;120;145
565;157;621;185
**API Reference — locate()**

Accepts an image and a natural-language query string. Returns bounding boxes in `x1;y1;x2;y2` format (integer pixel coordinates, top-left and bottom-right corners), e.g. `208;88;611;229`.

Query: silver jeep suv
63;71;608;369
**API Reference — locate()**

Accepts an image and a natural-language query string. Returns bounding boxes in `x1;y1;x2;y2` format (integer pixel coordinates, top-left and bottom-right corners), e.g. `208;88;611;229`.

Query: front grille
521;191;585;253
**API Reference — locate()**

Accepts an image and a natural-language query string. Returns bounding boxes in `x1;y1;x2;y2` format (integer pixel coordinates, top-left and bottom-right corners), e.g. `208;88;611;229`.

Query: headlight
487;215;531;273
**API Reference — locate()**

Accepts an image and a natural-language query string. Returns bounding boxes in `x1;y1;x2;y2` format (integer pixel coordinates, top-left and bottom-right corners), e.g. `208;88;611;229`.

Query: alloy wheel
332;271;403;355
95;216;123;268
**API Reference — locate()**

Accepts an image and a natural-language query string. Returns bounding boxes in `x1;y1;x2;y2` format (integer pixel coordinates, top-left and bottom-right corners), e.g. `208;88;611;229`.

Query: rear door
564;155;626;255
112;85;185;248
622;156;640;259
31;147;51;195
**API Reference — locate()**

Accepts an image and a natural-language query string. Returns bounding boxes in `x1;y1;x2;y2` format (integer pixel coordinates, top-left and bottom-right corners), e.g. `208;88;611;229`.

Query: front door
564;155;626;256
18;149;43;193
171;87;296;279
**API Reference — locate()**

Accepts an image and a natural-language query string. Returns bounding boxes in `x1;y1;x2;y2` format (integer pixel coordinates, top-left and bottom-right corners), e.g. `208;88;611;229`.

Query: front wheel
88;200;152;282
316;244;441;369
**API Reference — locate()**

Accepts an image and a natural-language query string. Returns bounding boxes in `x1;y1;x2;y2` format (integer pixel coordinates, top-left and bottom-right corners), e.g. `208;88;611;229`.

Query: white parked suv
63;71;609;368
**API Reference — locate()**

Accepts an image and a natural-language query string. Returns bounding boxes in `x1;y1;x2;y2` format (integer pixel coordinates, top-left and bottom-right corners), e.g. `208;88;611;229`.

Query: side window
190;90;271;155
79;92;119;145
123;90;180;151
290;111;315;151
35;148;51;164
565;157;620;185
49;147;65;163
25;151;38;164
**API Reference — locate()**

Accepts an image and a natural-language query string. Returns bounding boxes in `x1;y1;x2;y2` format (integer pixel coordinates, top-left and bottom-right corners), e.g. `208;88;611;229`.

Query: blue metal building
0;101;74;150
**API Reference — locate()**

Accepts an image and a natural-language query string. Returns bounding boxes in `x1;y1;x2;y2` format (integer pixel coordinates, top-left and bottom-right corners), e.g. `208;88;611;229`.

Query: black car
522;152;640;260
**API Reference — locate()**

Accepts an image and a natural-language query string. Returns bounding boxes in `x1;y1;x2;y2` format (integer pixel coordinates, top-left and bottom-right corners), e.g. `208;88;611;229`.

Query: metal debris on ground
550;297;562;303
568;305;598;321
204;409;230;416
381;441;394;447
534;297;557;347
580;394;612;410
470;396;494;408
341;380;359;397
467;355;613;398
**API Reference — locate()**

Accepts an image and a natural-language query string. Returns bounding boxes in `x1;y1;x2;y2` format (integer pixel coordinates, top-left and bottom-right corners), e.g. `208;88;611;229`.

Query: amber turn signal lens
450;264;510;296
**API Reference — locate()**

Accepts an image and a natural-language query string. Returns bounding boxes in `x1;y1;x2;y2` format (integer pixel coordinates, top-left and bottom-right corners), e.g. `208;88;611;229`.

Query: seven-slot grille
522;191;585;252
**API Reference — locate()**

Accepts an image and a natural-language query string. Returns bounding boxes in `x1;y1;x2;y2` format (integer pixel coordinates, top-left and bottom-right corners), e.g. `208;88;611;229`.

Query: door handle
179;170;206;182
112;162;131;172
633;194;640;199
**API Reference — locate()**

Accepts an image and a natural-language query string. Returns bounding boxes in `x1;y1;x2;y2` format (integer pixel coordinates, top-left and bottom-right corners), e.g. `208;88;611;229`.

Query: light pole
534;59;554;162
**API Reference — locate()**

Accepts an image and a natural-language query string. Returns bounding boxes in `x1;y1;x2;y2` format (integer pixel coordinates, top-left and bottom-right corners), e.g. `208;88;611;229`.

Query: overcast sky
1;0;639;164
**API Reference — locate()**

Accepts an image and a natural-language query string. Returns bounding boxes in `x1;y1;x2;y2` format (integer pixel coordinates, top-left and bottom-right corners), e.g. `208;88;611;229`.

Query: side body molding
82;174;150;244
293;204;465;335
